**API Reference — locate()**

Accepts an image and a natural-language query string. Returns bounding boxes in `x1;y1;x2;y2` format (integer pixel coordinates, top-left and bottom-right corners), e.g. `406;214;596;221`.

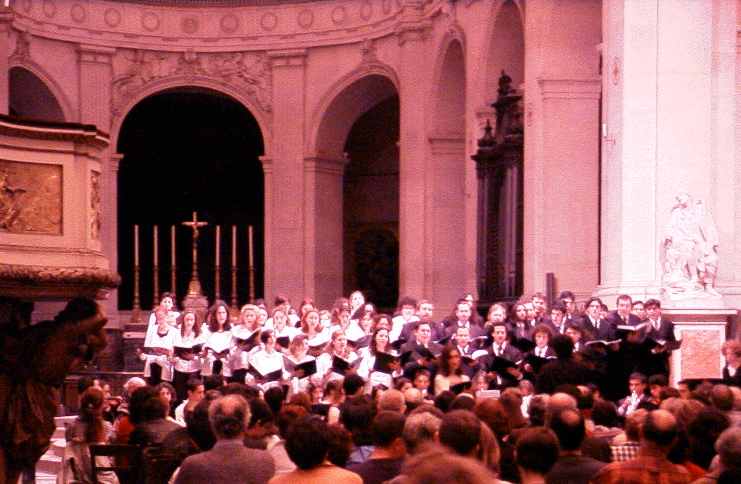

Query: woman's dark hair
438;344;463;377
207;300;231;333
434;391;456;413
285;415;330;470
369;326;390;356
260;329;273;345
179;309;201;338
129;386;167;425
79;387;106;443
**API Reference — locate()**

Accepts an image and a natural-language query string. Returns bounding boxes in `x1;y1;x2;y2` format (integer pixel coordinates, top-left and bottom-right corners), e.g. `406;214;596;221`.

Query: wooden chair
89;444;141;484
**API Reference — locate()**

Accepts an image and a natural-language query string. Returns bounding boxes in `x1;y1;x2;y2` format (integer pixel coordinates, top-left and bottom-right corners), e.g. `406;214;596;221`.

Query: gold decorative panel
90;170;101;240
0;160;62;235
680;329;722;378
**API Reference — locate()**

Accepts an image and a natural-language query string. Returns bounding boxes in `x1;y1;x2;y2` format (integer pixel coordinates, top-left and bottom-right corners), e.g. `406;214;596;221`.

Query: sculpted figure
0;298;107;484
662;193;720;298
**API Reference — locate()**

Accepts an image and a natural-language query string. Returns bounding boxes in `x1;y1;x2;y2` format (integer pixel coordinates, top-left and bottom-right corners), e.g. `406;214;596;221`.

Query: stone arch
478;0;525;106
110;77;273;158
8;63;72;122
309;64;399;160
431;36;466;135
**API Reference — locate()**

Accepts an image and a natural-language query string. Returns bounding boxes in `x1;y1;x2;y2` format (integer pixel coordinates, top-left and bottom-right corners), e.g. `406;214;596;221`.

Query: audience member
546;408;606;483
348;411;406;484
175;395;275;484
515;427;559;484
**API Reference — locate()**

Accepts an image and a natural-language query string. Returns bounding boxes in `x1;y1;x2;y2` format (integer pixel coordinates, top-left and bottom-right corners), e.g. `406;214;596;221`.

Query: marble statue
662;193;720;299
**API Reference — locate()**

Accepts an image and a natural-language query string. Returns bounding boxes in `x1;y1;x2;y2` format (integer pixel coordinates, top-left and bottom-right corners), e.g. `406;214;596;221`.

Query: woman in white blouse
140;308;175;385
171;309;205;401
248;329;285;390
202;300;233;378
230;304;261;383
316;329;358;383
357;327;401;391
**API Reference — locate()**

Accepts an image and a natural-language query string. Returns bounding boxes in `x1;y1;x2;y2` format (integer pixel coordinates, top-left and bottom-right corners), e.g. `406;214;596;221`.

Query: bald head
404;388;424;405
209;394;250;439
546;392;577;424
642;409;678;450
549;408;585;451
379;389;406;414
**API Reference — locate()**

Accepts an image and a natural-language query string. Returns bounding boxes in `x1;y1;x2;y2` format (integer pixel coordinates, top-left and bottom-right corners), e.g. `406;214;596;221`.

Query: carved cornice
110;49;272;117
0;263;120;300
537;77;602;100
0;114;109;146
9;0;408;51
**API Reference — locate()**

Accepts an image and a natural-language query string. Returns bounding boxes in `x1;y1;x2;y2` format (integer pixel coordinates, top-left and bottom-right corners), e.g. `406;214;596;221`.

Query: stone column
523;0;601;301
304;156;345;308
396;1;431;301
598;0;740;306
267;49;307;304
0;8;13;114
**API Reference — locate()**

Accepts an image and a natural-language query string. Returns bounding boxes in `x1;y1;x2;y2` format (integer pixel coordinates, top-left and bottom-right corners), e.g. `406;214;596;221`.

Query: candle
232;225;237;266
171;225;176;265
248;225;254;267
153;225;158;266
216;225;221;266
134;224;139;266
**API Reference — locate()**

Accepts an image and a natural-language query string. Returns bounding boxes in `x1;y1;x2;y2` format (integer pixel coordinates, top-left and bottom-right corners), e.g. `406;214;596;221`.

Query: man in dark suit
175;394;275;484
401;320;443;377
606;294;642;328
535;335;592;394
478;321;523;389
642;299;679;377
582;297;615;341
400;299;444;342
558;290;585;328
445;300;486;338
546;408;606;484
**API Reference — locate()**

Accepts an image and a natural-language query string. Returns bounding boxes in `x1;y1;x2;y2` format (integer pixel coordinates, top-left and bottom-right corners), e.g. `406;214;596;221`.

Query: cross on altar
182;211;208;297
182;211;208;240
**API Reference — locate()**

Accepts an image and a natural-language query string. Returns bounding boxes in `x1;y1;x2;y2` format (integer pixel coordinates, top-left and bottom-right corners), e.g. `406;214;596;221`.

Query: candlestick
215;225;221;299
232;225;237;264
153;225;158;266
153;225;159;303
171;225;177;296
248;225;254;268
134;224;139;266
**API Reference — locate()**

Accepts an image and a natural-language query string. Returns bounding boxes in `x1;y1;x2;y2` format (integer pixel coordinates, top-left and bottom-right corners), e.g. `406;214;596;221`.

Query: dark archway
117;88;264;310
343;95;400;309
9;67;65;121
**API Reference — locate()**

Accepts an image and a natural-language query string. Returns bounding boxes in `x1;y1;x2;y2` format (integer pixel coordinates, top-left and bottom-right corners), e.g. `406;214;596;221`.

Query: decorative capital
304;155;348;176
395;20;432;46
78;44;116;64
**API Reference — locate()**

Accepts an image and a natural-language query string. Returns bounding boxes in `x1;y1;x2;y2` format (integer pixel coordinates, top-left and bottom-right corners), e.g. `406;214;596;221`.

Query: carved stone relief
70;4;86;24
297;9;314;30
0;160;62;235
142;12;161;32
12;31;31;61
332;6;348;25
260;12;278;32
42;0;56;19
90;171;101;241
360;1;374;21
111;49;272;116
104;8;122;28
220;14;239;34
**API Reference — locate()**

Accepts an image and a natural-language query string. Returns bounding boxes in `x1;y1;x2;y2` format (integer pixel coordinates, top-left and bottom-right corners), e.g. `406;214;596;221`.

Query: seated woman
58;387;118;484
433;345;471;395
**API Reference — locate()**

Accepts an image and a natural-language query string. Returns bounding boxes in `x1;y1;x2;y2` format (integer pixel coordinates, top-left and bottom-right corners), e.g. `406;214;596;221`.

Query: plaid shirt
592;452;691;484
610;441;640;462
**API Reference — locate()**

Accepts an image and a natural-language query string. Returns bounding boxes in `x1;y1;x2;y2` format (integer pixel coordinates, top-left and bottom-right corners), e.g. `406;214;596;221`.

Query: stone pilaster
0;8;13;114
396;5;431;301
304;156;346;308
78;44;114;130
267;49;307;304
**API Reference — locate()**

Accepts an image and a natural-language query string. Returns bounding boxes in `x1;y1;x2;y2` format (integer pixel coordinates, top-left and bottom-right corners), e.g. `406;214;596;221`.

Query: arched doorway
9;66;65;121
116;87;264;310
314;72;400;310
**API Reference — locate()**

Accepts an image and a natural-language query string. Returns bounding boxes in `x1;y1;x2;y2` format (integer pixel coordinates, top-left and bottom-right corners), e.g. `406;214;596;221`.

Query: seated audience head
129;386;168;425
515;427;559;478
208;394;250;440
546;392;577;425
641;409;679;452
551;334;574;359
688;408;731;469
326;423;353;467
343;373;366;399
474;398;510;440
402;410;442;455
433;391;455;413
276;404;308;439
528;394;550;427
628;372;647;395
592;399;620;429
624;408;648;442
402;445;496;484
715;427;741;473
439;410;482;457
203;374;224;392
285;415;331;470
712;384;735;412
449;394;476;412
188;395;218;451
378;389;406;414
371;411;406;452
549;408;586;451
123;377;146;400
339;400;374;441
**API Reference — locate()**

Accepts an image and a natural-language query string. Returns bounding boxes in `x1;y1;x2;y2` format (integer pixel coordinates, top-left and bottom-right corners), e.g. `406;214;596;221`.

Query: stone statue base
665;308;736;387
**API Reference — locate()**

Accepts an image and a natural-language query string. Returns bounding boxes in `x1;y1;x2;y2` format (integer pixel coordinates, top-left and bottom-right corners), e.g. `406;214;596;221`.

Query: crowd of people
58;290;741;483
